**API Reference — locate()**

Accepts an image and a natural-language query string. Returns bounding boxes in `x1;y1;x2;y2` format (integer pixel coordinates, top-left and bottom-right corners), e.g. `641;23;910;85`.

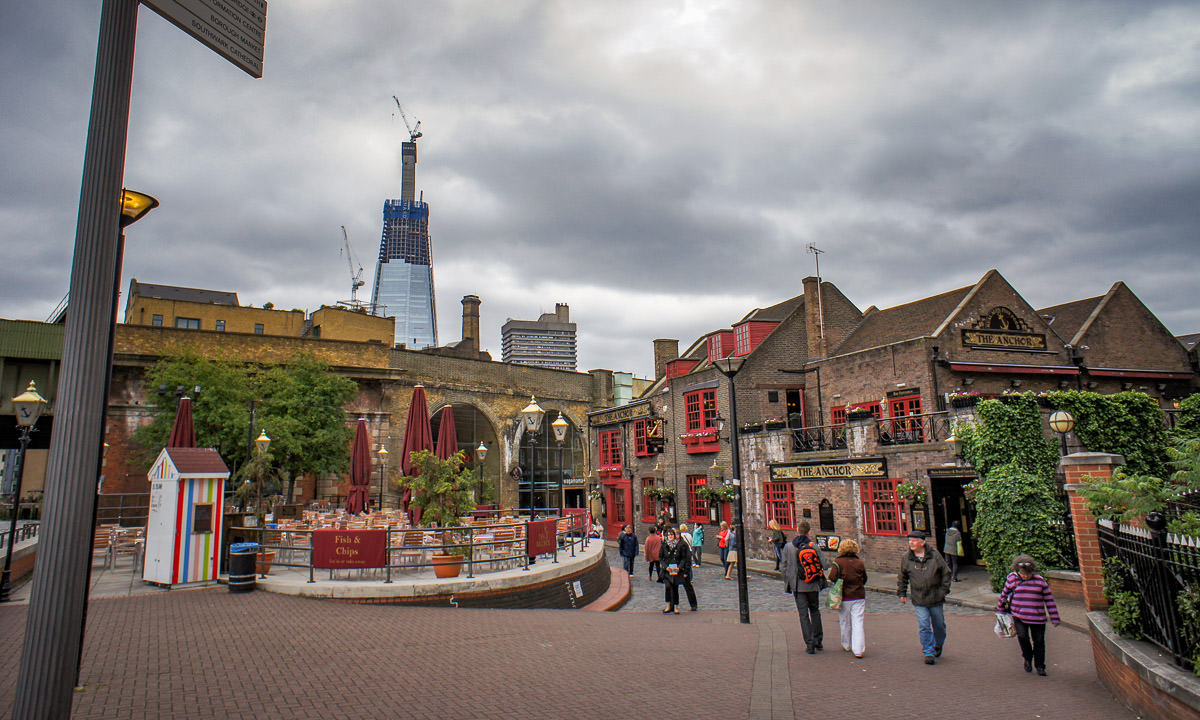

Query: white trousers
838;598;867;656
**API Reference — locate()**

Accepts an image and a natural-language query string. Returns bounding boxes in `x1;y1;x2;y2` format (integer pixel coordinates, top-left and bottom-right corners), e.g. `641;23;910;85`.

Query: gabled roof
832;284;973;355
129;279;239;306
1038;296;1104;345
737;295;804;324
163;447;229;476
1179;333;1200;352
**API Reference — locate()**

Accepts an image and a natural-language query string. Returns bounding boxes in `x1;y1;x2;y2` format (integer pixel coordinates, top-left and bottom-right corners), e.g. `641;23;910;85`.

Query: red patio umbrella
345;418;372;515
434;405;458;461
400;385;434;523
167;397;196;448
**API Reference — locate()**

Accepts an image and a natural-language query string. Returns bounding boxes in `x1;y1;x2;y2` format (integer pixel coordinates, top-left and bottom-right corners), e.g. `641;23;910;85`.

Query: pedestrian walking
943;521;964;582
782;521;827;654
723;525;739;580
691;524;704;566
898;530;952;665
645;527;663;581
828;538;867;657
997;555;1061;676
768;519;787;570
617;524;638;577
661;527;696;613
717;520;730;572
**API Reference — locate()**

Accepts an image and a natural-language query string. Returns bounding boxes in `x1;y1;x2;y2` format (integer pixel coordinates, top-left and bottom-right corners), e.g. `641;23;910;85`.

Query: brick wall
1063;452;1125;611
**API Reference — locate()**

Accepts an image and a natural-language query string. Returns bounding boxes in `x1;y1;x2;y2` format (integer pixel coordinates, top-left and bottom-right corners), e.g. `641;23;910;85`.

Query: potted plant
846;406;875;422
397;449;479;578
741;422;763;434
764;417;786;430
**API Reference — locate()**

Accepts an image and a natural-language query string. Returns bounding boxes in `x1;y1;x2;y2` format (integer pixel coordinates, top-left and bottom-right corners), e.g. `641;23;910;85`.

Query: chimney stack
653;338;679;381
555;303;570;323
461;295;481;354
802;276;826;359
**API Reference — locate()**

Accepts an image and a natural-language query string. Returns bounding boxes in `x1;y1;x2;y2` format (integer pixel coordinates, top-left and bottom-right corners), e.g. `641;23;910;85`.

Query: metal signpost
12;1;265;715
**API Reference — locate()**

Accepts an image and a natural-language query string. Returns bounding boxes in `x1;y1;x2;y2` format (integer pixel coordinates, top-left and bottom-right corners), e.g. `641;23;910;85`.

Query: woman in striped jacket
997;555;1061;676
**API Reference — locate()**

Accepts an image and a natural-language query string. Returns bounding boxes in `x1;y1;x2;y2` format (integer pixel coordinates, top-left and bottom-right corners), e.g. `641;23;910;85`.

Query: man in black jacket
898;530;952;665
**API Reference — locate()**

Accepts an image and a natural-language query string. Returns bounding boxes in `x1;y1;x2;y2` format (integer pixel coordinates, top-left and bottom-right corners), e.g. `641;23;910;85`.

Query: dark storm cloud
1;1;1197;377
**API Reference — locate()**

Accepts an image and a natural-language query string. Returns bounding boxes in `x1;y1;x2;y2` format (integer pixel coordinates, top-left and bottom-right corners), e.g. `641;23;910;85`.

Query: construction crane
392;96;422;143
340;226;366;307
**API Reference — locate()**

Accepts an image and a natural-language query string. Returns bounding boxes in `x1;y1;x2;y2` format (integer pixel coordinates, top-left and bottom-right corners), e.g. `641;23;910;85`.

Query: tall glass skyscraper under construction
371;141;438;348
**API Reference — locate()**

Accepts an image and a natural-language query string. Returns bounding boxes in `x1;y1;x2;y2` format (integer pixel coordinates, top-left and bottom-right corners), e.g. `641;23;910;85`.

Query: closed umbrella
167;397;196;448
434;405;458;461
399;385;434;523
345;418;371;515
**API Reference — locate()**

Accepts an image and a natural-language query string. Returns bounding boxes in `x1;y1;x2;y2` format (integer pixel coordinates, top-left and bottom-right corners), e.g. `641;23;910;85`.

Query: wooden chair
92;525;116;569
110;527;144;571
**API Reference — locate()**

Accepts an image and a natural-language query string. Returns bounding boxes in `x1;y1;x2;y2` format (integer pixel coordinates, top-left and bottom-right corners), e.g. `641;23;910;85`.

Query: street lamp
255;430;270;516
551;412;569;515
1;381;48;602
713;354;750;625
376;445;388;511
521;397;545;515
1049;410;1075;457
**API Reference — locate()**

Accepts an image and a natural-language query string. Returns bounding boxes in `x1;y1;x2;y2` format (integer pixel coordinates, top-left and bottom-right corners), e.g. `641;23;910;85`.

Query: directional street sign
143;0;267;78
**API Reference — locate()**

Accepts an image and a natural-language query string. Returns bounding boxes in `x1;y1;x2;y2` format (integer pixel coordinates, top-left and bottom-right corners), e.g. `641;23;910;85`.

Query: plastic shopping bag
994;612;1016;639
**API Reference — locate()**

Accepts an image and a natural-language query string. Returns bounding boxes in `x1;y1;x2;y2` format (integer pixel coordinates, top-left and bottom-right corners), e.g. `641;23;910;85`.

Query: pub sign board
312;528;387;569
770;458;887;482
527;519;556;557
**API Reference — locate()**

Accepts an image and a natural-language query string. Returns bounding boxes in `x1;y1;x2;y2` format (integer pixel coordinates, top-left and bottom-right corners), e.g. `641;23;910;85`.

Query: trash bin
229;542;259;593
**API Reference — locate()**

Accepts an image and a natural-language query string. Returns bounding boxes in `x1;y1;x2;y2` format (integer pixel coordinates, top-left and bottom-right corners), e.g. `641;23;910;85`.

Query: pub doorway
928;471;978;565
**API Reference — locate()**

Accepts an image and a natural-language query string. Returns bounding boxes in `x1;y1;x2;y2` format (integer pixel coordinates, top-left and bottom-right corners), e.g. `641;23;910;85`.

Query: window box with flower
695;484;737;503
764;417;786;430
740;422;763;434
896;480;928;505
948;390;981;409
846;407;876;422
679;430;720;454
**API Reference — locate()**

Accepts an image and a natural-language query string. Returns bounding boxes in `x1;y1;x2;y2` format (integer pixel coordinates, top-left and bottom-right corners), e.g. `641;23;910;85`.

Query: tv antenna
807;244;826;343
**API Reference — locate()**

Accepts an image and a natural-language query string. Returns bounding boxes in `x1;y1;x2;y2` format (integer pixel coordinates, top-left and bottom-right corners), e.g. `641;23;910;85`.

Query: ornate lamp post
521;396;545;515
254;430;270;517
376;445;388;511
713;355;750;625
1049;410;1075;457
1;382;48;602
551;412;569;515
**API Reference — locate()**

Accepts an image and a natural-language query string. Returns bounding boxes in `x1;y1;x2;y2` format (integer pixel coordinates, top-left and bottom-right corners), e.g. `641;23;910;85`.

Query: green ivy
957;393;1058;481
1044;390;1168;477
966;462;1065;591
1177;585;1200;676
1176;393;1200;441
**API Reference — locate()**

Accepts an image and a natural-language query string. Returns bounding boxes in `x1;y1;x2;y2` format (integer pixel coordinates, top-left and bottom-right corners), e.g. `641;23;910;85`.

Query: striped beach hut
143;447;229;586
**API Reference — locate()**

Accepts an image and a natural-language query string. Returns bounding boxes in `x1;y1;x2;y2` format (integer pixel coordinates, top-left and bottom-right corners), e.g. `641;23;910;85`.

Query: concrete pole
13;0;138;716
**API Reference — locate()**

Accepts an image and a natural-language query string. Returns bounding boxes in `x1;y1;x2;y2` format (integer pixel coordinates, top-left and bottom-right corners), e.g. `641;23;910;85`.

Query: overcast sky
2;1;1197;378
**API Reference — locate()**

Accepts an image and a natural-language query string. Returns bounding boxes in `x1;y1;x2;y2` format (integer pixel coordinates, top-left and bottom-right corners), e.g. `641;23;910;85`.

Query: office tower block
371;140;438;348
501;303;577;371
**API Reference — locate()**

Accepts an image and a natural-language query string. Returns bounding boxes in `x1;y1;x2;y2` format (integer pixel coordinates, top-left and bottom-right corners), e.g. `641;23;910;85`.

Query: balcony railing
789;411;955;453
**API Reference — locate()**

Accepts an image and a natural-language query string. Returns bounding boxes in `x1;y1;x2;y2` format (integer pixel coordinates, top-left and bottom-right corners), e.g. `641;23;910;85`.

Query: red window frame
888;394;924;441
598;429;622;469
831;406;847;427
861;478;909;536
641;478;656;522
684;389;718;432
763;482;796;530
686;475;709;523
633;419;652;457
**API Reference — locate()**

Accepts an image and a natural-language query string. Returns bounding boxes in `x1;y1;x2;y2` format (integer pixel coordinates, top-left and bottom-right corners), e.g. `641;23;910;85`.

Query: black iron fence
1098;516;1200;672
231;513;592;583
1051;472;1080;571
790;411;956;453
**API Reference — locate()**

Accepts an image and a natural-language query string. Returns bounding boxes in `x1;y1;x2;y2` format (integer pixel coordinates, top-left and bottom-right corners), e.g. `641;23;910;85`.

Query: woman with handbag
827;539;868;658
661;528;696;613
943;521;964;582
723;526;739;580
997;555;1061;676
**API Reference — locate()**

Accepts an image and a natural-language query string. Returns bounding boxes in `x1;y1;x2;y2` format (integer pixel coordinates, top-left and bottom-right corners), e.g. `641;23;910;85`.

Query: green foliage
957;394;1057;481
696;484;736;502
1044;389;1169;477
1175;394;1200;441
133;353;356;494
965;463;1065;590
398;450;479;529
1168;437;1200;488
1078;470;1172;523
1102;556;1133;604
1176;585;1200;676
1167;511;1200;538
1108;591;1143;639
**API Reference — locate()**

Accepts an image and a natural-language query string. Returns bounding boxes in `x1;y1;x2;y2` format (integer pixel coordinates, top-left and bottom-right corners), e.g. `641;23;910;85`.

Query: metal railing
1098;516;1200;672
95;493;150;528
231;512;591;583
790;411;955;453
0;522;39;548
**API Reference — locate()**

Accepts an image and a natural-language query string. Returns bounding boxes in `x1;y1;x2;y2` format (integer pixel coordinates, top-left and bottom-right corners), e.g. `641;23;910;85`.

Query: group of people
617;521;703;613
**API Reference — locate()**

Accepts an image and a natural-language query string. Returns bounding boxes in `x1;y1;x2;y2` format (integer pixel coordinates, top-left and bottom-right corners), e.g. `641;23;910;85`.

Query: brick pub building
589;269;1197;571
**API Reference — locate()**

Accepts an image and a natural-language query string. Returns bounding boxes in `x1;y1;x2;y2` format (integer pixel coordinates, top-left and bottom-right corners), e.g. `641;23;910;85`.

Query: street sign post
143;0;267;78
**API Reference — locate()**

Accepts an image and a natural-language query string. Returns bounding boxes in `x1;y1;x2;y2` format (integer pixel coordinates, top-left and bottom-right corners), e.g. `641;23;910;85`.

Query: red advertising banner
311;528;387;569
526;519;556;557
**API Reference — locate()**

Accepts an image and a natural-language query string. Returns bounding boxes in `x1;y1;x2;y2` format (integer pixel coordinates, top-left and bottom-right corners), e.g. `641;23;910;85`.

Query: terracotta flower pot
431;553;464;578
256;550;276;576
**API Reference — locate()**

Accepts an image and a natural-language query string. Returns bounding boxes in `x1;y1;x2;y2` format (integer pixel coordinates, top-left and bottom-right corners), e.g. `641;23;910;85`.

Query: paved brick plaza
0;567;1132;720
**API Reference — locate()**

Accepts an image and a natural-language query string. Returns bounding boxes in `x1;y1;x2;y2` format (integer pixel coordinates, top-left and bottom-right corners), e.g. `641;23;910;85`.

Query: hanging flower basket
948;391;980;409
896;480;928;504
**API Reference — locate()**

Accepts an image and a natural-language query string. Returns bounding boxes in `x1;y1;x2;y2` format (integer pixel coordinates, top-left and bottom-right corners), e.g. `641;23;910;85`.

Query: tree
133;353;358;497
254;354;357;499
1175;393;1200;441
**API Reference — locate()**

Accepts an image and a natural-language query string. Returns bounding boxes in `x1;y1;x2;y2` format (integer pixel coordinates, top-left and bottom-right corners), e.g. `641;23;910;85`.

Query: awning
1085;368;1194;380
947;362;1079;376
